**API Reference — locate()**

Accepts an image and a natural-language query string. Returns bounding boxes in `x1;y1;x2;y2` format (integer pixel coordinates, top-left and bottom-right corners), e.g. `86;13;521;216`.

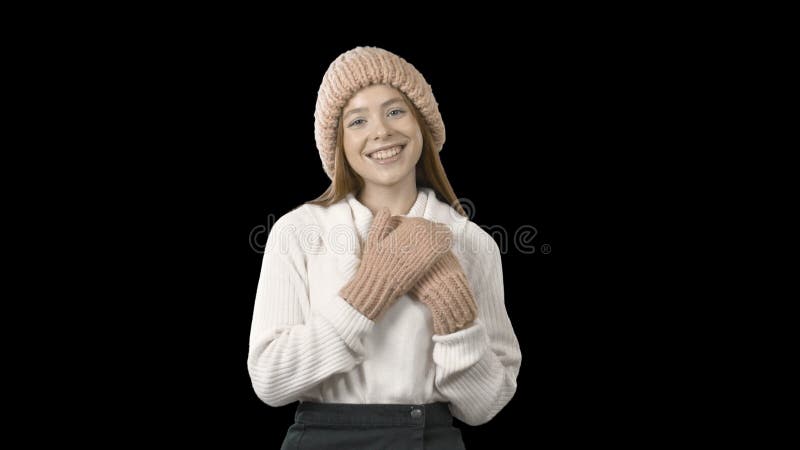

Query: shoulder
451;220;503;290
272;204;317;231
264;204;318;253
460;220;502;262
265;200;350;253
272;196;356;229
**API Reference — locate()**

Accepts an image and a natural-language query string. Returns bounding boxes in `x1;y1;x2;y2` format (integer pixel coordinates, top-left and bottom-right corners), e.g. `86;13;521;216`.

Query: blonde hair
306;92;466;217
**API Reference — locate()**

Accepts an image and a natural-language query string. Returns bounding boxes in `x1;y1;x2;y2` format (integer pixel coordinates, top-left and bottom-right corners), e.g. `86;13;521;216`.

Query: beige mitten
339;207;453;320
409;251;479;335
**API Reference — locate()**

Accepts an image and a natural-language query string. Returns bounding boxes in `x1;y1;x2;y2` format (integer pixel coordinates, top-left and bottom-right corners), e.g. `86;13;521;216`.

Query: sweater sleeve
431;231;522;425
247;213;374;407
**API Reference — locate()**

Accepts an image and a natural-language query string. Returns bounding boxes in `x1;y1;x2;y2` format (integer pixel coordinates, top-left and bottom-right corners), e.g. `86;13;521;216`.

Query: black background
66;20;690;447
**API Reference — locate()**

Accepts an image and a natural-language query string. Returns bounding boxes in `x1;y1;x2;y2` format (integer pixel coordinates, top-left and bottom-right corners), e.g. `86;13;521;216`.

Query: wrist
339;259;399;320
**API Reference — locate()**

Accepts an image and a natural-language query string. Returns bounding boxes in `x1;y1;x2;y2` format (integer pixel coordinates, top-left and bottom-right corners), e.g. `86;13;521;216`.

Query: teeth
369;146;402;160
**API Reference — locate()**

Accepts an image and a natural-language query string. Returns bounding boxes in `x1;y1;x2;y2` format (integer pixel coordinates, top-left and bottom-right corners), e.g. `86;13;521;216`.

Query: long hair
306;91;466;217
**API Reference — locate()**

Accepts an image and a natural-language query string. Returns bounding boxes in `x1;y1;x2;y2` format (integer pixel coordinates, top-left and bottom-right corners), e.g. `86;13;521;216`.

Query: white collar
302;186;469;281
345;188;430;243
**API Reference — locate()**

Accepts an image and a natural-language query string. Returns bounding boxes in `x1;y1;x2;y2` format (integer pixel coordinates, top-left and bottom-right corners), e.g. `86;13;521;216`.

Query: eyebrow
343;97;404;119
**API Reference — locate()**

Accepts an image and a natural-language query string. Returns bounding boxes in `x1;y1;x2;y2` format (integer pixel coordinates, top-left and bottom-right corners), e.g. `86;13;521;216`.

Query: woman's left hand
408;247;479;336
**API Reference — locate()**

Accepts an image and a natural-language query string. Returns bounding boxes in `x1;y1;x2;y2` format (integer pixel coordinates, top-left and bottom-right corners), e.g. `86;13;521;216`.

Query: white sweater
247;187;522;426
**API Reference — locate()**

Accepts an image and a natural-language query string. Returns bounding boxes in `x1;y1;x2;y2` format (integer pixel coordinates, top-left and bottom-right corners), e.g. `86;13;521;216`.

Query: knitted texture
409;250;479;335
314;46;446;180
339;207;453;320
248;189;523;424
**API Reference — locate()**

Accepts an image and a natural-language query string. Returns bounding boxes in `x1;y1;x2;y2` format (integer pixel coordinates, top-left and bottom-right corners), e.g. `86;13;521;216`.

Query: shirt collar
346;188;430;243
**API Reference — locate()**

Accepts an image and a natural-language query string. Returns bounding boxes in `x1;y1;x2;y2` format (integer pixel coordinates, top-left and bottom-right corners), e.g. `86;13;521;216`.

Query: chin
365;166;415;186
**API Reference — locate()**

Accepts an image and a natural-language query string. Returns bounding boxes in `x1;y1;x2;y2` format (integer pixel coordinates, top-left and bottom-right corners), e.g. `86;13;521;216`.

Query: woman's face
341;84;423;187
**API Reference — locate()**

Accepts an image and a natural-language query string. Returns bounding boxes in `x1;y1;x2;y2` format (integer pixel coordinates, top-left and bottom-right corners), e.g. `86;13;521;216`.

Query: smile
366;145;405;164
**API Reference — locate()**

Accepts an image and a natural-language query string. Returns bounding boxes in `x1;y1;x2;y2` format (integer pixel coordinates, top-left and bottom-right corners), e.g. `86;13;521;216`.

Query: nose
372;120;393;140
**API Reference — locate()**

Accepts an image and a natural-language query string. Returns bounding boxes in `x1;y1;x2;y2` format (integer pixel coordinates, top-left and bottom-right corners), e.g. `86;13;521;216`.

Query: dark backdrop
89;25;673;447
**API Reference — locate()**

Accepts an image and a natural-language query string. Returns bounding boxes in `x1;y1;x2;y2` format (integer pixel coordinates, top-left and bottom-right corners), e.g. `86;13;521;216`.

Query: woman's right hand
339;207;453;320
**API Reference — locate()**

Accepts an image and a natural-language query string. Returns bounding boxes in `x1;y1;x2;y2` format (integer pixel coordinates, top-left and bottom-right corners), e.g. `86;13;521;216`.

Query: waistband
295;401;454;427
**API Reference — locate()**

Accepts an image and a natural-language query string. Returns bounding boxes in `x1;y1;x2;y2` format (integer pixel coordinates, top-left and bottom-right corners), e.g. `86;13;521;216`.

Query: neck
358;175;419;217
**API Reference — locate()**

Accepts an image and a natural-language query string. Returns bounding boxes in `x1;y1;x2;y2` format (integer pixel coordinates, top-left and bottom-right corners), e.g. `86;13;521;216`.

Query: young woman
248;46;522;449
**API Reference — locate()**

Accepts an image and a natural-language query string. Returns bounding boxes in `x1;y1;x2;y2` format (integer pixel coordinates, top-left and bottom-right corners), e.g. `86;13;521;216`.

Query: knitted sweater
247;187;522;426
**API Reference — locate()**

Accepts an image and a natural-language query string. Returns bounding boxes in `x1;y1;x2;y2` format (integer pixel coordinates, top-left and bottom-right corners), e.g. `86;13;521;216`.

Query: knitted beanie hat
314;46;446;180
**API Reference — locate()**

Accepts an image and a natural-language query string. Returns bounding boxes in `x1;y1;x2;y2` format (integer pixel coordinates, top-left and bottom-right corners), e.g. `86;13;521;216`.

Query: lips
366;145;405;164
365;143;406;157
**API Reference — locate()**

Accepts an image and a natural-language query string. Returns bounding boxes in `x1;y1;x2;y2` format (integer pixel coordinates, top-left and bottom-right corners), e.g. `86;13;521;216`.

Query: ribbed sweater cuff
415;273;477;335
317;295;375;355
432;318;489;370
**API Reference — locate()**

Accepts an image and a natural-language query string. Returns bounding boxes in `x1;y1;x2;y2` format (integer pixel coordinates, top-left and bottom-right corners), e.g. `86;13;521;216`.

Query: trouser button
410;408;422;418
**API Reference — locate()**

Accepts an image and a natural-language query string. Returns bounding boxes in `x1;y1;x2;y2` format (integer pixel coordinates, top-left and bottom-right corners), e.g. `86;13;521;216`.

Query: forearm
248;296;374;406
431;319;521;426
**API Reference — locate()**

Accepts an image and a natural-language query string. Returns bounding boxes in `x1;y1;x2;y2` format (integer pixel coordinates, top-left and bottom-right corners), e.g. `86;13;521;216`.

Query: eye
388;108;405;117
347;118;366;128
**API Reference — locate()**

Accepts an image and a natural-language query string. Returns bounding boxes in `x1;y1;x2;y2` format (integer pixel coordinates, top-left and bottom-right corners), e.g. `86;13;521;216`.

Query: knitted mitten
409;251;478;335
339;207;453;320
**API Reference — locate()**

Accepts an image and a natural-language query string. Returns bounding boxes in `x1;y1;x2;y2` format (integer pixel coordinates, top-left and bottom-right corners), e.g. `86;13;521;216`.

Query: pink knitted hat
314;46;446;180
